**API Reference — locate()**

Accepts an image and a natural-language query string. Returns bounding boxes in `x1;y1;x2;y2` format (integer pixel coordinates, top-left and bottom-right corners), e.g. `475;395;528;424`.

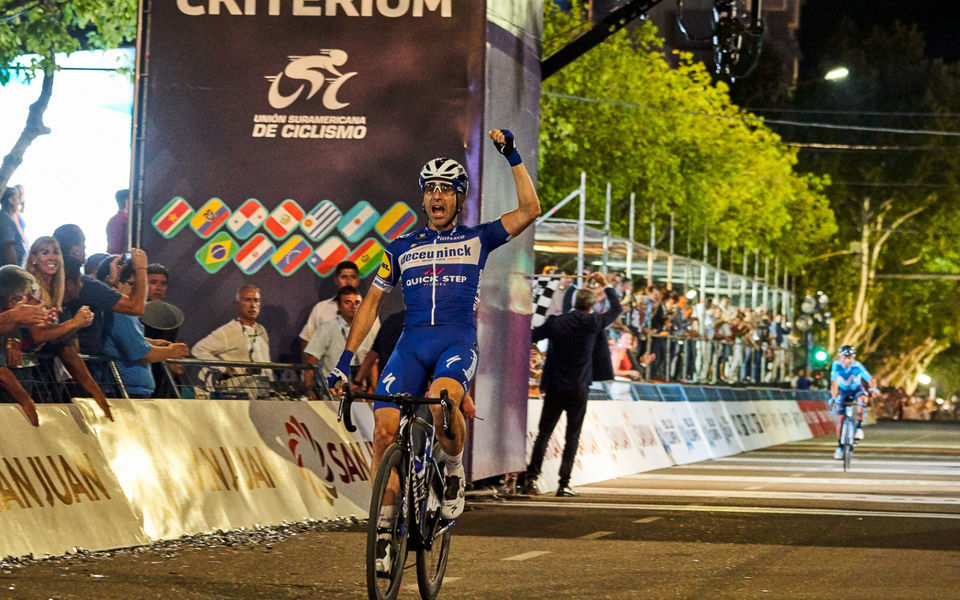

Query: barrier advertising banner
0;405;148;558
135;1;486;359
73;398;375;539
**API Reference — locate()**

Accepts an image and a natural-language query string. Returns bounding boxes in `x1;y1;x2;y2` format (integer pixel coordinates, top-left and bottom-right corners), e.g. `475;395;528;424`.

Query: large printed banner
72;398;376;539
0;405;148;558
136;0;486;358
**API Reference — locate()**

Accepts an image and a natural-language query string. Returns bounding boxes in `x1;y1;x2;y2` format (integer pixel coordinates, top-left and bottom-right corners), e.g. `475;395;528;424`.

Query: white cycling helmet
419;157;469;196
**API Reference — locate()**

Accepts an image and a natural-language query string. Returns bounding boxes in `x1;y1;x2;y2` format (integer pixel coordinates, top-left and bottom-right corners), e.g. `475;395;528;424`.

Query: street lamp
918;373;932;385
824;66;849;81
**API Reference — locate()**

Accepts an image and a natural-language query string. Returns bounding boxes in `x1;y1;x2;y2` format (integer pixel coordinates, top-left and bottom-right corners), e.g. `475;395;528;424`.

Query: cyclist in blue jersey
328;129;539;574
829;345;879;459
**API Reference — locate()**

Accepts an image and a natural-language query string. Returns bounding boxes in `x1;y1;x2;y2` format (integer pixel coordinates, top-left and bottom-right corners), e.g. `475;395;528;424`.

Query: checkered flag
530;275;560;327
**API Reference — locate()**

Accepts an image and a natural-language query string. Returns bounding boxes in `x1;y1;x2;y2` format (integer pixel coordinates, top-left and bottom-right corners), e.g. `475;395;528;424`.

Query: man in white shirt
299;261;380;362
303;285;371;390
192;285;271;394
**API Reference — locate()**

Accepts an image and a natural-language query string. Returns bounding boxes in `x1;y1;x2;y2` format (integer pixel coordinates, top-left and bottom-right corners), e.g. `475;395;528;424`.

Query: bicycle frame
337;385;456;549
839;401;858;471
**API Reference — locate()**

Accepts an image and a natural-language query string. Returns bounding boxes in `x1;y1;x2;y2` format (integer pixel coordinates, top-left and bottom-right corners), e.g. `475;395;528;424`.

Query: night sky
798;0;960;73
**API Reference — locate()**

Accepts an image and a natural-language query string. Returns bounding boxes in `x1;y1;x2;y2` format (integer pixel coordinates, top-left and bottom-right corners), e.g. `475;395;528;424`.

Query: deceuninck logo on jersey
152;196;194;238
196;231;238;273
251;50;368;141
191;198;231;239
397;238;482;269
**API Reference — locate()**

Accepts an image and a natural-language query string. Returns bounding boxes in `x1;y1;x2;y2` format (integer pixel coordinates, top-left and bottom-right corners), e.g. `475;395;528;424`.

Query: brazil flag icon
196;231;238;274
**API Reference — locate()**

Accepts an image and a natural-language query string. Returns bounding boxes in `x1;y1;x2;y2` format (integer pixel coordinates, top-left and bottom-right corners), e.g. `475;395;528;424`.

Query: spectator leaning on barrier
0;265;56;426
298;260;380;364
23;245;113;419
523;271;622;497
99;260;189;398
303;285;373;392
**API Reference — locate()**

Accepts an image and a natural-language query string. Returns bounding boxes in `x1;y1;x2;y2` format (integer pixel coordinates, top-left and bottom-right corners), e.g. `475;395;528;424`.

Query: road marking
501;500;960;520
578;531;614;540
503;551;551;561
634;516;662;523
575;487;960;505
669;464;960;476
624;474;960;488
406;577;460;590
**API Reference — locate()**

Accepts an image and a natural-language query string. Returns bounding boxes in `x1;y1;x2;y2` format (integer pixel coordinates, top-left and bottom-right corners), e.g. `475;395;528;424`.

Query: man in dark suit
524;271;621;497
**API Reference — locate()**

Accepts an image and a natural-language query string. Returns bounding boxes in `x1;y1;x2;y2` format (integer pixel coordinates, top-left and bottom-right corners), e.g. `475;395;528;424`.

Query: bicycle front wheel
367;443;409;600
416;477;452;600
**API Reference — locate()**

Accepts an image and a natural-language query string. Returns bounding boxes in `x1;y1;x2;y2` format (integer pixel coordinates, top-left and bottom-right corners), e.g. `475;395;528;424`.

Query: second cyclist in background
829;345;878;459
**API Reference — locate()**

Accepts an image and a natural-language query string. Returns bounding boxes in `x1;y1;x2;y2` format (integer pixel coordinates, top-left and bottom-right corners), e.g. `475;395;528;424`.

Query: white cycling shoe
375;537;392;577
855;428;864;440
441;463;465;519
833;447;844;460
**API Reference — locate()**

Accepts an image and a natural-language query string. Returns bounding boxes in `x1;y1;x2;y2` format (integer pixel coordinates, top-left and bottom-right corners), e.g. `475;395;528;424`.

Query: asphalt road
3;420;959;599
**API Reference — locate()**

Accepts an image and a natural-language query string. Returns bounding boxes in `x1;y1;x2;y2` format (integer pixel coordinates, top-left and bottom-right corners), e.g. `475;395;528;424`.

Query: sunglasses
422;182;456;196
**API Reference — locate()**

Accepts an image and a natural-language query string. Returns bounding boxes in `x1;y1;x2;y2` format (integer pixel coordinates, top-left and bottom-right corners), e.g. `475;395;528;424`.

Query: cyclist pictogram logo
265;50;357;110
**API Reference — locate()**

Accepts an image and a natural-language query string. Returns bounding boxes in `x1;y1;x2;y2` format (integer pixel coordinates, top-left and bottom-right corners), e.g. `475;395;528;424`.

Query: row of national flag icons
151;196;418;244
195;230;385;277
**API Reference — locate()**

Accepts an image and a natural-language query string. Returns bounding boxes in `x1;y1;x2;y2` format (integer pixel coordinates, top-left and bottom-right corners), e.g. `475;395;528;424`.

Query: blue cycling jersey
830;359;871;392
372;220;511;328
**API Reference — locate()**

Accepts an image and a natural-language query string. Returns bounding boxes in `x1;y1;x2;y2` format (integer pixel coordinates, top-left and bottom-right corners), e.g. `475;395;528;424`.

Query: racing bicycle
338;385;456;600
838;399;858;472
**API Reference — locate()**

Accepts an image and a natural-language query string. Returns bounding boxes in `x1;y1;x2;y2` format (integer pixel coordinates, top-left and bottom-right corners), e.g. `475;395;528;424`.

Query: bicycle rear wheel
416;469;452;600
842;417;854;472
367;443;409;600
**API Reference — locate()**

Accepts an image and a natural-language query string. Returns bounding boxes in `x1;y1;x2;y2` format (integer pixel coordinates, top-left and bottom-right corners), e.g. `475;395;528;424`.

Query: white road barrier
0;404;148;559
1;387;828;559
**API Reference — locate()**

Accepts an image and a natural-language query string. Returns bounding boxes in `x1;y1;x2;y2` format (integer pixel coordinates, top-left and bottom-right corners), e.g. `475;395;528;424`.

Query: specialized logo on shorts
266;51;356;110
397;238;481;270
382;373;396;394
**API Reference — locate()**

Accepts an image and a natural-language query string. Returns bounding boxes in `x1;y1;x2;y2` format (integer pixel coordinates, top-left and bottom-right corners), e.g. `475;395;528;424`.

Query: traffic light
812;347;829;367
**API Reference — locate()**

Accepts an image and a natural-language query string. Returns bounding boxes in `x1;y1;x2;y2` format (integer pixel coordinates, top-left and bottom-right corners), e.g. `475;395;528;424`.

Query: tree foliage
789;20;960;390
538;2;835;270
0;0;137;189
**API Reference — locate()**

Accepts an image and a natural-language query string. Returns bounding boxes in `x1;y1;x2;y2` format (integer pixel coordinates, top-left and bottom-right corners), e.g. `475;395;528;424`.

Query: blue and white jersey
830;359;871;392
372;220;511;328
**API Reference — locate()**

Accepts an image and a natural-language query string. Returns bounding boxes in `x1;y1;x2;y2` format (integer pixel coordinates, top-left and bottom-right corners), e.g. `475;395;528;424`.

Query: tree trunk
838;196;927;356
0;66;54;192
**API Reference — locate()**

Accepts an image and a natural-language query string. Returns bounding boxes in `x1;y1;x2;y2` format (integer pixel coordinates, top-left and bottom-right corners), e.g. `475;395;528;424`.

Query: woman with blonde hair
26;237;65;309
18;238;112;418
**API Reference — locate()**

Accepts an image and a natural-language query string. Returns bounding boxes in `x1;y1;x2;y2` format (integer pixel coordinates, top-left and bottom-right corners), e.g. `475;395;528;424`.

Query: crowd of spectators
530;270;799;390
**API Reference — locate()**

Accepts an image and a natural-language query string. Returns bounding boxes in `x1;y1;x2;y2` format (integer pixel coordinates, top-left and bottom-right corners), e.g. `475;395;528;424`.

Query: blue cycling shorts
374;325;478;411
